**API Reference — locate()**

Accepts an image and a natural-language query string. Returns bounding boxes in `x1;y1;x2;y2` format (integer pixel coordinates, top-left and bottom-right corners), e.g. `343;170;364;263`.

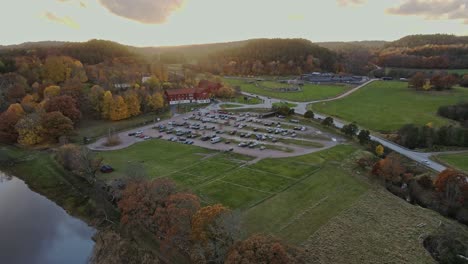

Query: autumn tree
44;95;81;123
40;111;74;142
434;169;468;208
216;86;235;99
375;144;384;156
409;72;426;90
431;74;458;91
15;113;44;145
381;153;405;183
20;94;38;112
225;234;305;264
0;104;25;143
124;91;141;117
101;90;113;119
145;92;165;112
43;85;61;98
1;73;28;103
61;78;84;103
191;204;240;264
109;95;129;121
156;193;201;256
87;85;105;114
6;103;26;116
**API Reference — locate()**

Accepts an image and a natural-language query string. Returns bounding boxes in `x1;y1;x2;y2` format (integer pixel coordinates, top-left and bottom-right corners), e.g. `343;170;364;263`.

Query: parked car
100;165;114;173
144;136;151;140
128;132;136;136
211;137;222;144
238;142;249;147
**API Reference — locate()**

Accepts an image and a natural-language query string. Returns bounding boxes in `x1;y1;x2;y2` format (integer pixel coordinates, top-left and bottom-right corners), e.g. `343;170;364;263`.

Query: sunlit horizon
2;0;468;47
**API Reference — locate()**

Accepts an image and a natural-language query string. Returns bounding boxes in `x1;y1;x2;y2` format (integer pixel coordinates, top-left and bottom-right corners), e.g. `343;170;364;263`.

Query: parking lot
88;108;344;159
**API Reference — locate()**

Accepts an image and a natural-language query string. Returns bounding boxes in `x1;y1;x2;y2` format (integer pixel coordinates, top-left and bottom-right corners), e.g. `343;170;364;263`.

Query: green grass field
436;152;468;173
225;78;351;102
98;141;369;243
311;80;468;132
73;111;171;143
220;95;263;105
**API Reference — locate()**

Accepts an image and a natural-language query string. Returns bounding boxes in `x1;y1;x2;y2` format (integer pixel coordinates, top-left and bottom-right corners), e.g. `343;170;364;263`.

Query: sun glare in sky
2;0;467;46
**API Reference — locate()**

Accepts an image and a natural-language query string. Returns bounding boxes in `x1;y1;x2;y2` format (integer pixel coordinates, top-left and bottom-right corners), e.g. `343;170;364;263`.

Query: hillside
376;34;468;69
197;38;337;75
132;40;250;64
317;41;387;51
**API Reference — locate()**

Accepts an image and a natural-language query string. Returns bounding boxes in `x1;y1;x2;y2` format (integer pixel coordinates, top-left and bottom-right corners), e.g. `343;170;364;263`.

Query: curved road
222;79;449;172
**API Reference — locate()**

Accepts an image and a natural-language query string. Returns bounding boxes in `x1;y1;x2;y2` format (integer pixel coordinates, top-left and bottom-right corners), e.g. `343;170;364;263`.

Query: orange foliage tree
225;234;306;264
434;169;468;207
44;95;81;124
118;178;177;232
191;204;239;264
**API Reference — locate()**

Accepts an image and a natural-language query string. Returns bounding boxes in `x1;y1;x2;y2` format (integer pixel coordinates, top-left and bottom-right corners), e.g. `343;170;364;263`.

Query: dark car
100;165;114;173
128;132;136;136
201;136;211;141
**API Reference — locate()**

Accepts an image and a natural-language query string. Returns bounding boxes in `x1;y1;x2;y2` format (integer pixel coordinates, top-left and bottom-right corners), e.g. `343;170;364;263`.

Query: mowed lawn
437;152;468;173
224;78;351;102
311;80;468;132
98;141;368;244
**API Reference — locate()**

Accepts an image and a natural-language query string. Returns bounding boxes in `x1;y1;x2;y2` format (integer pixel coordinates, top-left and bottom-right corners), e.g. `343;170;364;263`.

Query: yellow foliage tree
43;85;61;98
423;80;432;91
109;96;129;121
6;103;26;117
124;91;141;117
375;145;384;156
101;91;113;119
21;94;37;112
15;113;44;145
146;92;165;111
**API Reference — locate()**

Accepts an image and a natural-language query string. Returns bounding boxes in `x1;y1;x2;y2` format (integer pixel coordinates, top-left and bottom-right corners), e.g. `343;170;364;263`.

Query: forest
0;40;171;146
376;34;468;69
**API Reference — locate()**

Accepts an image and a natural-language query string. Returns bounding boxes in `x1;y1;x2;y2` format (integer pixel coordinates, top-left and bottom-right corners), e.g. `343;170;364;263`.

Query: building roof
165;88;198;96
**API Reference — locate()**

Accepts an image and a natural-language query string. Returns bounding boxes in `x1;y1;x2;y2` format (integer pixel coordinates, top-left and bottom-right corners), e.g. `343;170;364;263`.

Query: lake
0;171;96;264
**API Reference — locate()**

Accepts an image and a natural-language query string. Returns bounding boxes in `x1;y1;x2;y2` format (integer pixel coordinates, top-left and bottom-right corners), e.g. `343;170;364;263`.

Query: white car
423;160;431;165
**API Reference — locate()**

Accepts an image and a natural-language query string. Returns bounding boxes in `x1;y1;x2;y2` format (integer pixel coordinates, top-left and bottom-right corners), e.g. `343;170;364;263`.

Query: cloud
337;0;366;6
387;0;468;24
43;11;80;29
98;0;186;24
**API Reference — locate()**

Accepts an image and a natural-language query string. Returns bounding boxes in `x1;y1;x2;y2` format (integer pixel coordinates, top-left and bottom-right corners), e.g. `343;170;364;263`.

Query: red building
165;88;211;105
164;80;223;105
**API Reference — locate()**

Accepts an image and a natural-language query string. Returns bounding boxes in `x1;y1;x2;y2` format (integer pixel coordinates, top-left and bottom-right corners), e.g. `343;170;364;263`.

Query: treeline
0;39;136;66
197;38;337;76
397;124;468;149
385;34;468;48
375;34;468;69
438;103;468;127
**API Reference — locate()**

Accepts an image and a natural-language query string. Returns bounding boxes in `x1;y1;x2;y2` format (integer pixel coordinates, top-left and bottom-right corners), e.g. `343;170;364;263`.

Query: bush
304;110;314;119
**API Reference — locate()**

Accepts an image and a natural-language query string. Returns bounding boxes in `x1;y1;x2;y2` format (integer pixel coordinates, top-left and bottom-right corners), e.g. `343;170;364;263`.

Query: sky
1;0;467;47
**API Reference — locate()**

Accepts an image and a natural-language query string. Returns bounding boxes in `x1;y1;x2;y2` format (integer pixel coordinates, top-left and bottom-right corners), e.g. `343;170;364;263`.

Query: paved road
220;79;448;172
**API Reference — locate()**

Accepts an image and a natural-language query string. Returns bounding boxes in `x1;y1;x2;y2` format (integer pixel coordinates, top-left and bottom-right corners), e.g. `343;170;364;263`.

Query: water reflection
0;172;95;264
